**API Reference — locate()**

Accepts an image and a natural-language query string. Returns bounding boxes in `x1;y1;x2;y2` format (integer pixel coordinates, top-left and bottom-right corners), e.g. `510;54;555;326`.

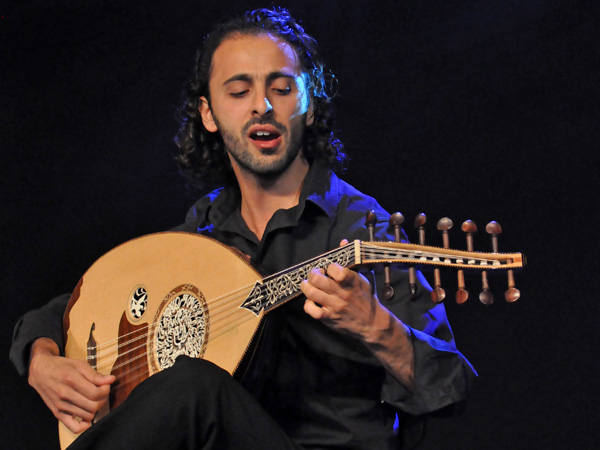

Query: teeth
255;130;271;136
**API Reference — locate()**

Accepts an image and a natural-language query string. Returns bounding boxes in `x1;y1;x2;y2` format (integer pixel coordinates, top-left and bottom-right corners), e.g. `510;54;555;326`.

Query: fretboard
238;240;524;315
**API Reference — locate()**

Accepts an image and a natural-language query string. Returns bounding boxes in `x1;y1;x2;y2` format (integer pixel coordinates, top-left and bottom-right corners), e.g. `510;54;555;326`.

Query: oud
59;213;525;449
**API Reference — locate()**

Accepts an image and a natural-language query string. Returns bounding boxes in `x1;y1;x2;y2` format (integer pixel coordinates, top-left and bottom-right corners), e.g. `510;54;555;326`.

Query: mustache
242;117;287;135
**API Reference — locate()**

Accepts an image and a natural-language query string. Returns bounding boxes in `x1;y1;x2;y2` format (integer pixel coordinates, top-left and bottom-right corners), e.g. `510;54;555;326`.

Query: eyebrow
223;71;297;86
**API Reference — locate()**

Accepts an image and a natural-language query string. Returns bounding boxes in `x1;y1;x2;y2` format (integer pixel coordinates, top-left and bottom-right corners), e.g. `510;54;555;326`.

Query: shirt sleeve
377;268;477;415
357;206;477;415
10;293;71;376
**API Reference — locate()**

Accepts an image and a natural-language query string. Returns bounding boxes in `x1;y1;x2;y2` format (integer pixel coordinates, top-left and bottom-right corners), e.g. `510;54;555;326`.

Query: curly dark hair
174;7;346;190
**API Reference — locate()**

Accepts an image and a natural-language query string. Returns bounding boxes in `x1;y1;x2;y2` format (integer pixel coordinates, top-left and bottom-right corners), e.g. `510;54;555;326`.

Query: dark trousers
68;356;302;450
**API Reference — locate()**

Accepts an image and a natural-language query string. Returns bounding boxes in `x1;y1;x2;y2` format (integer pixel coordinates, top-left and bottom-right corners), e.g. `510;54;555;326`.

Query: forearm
361;305;415;391
378;285;477;415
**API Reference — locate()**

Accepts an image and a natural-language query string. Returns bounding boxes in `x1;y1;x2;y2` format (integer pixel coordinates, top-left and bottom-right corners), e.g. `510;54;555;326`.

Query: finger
56;368;112;413
305;268;334;292
326;263;356;288
303;285;347;322
56;395;98;423
76;383;112;409
56;382;109;419
303;299;339;321
303;299;325;319
328;266;374;295
75;361;115;387
38;383;97;424
339;239;349;246
301;277;339;308
69;364;114;403
57;411;92;434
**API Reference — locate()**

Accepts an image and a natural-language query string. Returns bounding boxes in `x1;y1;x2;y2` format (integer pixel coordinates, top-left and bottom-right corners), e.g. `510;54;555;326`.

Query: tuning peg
365;210;377;241
479;221;502;305
389;212;418;299
381;212;405;301
430;217;452;303
431;271;445;303
389;212;404;242
505;269;521;302
414;213;426;245
486;221;520;302
437;217;453;249
461;220;478;252
413;214;427;296
455;271;468;304
479;271;494;305
486;221;502;253
456;220;477;304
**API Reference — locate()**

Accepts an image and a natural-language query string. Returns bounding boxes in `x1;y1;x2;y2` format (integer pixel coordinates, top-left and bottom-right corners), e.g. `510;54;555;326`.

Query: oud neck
240;242;358;315
238;240;524;315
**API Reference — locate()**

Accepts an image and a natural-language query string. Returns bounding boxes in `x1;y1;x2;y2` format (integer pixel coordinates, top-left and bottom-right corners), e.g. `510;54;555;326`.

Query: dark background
1;0;598;448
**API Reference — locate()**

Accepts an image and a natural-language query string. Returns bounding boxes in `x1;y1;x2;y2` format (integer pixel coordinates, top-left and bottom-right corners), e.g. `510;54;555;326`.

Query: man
11;7;475;449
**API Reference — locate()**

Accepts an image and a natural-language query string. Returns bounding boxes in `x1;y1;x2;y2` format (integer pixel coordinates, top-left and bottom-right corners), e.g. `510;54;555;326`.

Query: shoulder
181;187;225;233
322;173;395;241
333;174;390;222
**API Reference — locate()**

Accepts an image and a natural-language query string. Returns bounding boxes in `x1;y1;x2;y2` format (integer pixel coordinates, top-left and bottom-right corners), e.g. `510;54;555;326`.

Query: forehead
209;33;303;82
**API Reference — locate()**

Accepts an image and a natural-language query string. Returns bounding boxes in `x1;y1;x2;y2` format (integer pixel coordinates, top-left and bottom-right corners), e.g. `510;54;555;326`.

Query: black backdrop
1;1;598;449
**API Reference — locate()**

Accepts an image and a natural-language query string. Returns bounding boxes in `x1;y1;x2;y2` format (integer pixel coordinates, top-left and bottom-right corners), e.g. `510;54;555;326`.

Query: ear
199;97;218;132
305;96;315;127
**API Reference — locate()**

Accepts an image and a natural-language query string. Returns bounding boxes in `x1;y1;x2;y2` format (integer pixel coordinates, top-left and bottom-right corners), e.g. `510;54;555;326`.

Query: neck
232;154;310;241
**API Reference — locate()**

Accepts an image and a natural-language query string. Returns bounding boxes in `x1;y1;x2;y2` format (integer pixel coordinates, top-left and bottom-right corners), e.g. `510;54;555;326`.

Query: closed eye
272;86;291;95
230;90;249;98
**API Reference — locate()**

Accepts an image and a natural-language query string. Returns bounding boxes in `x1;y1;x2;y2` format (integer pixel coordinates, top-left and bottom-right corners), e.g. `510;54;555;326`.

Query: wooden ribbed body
59;232;264;449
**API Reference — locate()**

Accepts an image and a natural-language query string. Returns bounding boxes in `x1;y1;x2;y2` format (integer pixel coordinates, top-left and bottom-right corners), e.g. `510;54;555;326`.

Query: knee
128;356;233;404
162;356;234;394
173;356;230;384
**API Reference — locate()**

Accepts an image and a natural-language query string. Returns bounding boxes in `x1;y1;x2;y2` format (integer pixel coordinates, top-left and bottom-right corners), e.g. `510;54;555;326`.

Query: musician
11;7;476;449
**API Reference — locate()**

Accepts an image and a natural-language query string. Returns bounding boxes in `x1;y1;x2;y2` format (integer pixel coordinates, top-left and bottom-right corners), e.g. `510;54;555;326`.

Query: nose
252;94;273;117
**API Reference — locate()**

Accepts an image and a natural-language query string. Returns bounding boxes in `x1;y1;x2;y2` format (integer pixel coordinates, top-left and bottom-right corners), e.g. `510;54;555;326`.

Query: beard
214;114;307;179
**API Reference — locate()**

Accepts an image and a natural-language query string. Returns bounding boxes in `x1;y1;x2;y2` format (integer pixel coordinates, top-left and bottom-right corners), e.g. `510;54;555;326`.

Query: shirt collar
207;161;339;235
302;161;339;221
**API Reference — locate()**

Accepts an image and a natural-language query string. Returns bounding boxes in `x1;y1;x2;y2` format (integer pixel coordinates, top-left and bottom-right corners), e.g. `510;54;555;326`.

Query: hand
300;239;391;342
28;338;115;434
300;242;415;387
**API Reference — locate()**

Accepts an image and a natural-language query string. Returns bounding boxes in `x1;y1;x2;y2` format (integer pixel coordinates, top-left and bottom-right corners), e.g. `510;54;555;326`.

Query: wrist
30;337;60;362
361;303;397;345
28;338;60;385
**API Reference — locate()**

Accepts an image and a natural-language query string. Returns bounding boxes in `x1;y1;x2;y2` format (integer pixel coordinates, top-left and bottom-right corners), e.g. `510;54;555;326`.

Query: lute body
59;233;265;448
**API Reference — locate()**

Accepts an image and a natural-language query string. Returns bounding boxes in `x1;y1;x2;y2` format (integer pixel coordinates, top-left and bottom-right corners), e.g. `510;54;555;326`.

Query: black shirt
11;162;475;449
180;163;475;448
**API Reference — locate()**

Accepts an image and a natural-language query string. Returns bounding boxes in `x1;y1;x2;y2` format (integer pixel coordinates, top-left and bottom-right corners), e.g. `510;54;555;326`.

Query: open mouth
250;130;281;141
248;126;283;150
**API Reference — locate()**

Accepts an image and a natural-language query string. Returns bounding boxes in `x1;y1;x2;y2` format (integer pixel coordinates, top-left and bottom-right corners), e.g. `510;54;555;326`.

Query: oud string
89;240;344;357
89;243;359;372
92;280;254;353
87;244;493;378
88;245;400;375
90;285;257;373
89;263;309;374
